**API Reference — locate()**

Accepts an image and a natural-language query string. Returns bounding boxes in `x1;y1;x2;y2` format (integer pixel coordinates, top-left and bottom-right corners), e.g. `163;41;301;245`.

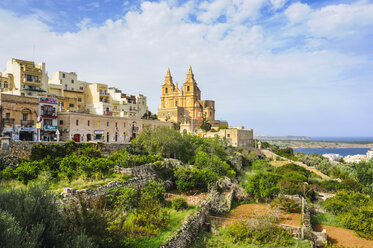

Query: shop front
41;125;58;141
19;127;36;141
94;130;104;141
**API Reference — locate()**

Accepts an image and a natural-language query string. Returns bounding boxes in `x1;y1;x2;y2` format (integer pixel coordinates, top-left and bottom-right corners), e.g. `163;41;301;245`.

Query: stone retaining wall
0;138;129;159
160;178;238;248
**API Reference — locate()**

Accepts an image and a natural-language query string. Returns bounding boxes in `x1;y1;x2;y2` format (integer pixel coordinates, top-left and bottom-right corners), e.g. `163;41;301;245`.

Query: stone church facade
158;66;224;131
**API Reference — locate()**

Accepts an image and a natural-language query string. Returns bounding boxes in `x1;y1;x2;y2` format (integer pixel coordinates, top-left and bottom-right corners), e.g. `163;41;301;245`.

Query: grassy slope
192;227;311;248
131;206;196;248
311;212;343;228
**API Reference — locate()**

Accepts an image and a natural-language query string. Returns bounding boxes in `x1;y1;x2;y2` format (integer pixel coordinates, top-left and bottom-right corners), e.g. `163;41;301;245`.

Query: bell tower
161;68;175;108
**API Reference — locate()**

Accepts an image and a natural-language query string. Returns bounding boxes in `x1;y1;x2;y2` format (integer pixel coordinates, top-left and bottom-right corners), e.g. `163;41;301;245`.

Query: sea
292;137;373;156
293;148;370;157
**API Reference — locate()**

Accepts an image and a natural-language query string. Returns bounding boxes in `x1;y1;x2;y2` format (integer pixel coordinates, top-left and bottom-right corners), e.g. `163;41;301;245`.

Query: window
69;103;74;108
165;88;168;93
187;86;190;91
60;120;63;125
22;113;28;121
99;97;103;102
78;98;82;102
88;120;90;126
71;79;74;84
175;101;178;106
4;81;8;88
60;102;64;107
107;122;109;127
44;119;52;125
99;89;103;94
76;120;79;126
5;113;10;118
71;87;74;91
79;86;84;90
62;73;65;78
65;84;67;89
227;134;230;138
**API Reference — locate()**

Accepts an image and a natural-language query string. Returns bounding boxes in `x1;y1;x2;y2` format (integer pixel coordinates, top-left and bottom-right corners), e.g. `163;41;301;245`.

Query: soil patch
314;224;373;248
215;203;300;227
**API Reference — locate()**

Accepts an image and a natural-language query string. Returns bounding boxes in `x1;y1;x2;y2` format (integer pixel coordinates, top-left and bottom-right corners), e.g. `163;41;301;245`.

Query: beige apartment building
204;126;254;148
58;112;171;143
0;93;39;141
0;72;14;92
85;83;112;115
48;71;88;113
3;58;48;97
108;87;147;118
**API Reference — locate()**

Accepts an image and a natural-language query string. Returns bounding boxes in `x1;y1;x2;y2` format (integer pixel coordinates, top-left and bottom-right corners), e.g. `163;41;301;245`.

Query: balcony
99;92;109;96
23;85;45;92
104;111;112;116
41;111;57;117
3;118;15;125
21;120;34;126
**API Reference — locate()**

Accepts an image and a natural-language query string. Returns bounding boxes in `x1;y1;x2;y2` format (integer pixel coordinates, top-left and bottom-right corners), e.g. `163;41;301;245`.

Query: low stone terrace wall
0;138;129;159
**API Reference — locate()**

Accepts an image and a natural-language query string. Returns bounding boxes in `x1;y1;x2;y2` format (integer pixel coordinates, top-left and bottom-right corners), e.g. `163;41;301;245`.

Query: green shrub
108;149;163;168
323;190;371;215
251;159;272;171
171;197;188;211
0;209;43;248
226;220;292;246
245;172;282;201
174;166;218;192
0;184;65;247
13;161;42;184
141;180;166;202
341;205;373;239
271;196;300;213
275;163;310;178
193;150;235;178
0;167;13;180
107;187;138;210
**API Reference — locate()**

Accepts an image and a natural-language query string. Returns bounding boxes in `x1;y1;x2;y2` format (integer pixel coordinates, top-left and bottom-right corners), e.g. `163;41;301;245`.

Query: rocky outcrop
228;155;244;171
0;155;20;169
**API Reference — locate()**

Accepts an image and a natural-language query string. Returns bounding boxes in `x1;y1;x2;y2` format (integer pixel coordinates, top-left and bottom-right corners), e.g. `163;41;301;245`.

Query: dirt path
314;224;373;248
262;149;329;179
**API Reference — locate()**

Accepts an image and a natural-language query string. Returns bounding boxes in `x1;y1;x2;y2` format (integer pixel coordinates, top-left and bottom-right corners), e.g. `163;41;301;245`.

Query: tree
200;115;211;132
172;122;181;130
131;126;184;158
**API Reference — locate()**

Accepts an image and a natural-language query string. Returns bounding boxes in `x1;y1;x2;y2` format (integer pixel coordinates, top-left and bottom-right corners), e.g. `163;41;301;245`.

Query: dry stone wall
0;138;129;159
160;178;242;248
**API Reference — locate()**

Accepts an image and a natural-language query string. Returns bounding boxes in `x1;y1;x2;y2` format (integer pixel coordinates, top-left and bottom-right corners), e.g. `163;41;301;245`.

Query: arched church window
187;86;190;91
165;88;168;93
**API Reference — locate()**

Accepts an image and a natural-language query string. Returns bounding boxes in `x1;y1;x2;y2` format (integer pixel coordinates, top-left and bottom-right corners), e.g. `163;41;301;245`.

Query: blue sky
0;0;372;136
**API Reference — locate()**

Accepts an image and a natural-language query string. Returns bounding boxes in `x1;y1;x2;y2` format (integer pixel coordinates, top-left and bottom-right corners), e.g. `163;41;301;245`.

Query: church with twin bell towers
158;66;227;132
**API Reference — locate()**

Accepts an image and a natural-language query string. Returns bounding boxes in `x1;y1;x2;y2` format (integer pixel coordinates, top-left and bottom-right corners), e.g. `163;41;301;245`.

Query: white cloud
0;0;372;136
270;0;288;10
284;2;311;24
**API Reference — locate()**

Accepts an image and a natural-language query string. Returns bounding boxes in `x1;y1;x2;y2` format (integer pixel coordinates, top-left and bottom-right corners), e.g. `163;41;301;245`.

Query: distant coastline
266;140;373;149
